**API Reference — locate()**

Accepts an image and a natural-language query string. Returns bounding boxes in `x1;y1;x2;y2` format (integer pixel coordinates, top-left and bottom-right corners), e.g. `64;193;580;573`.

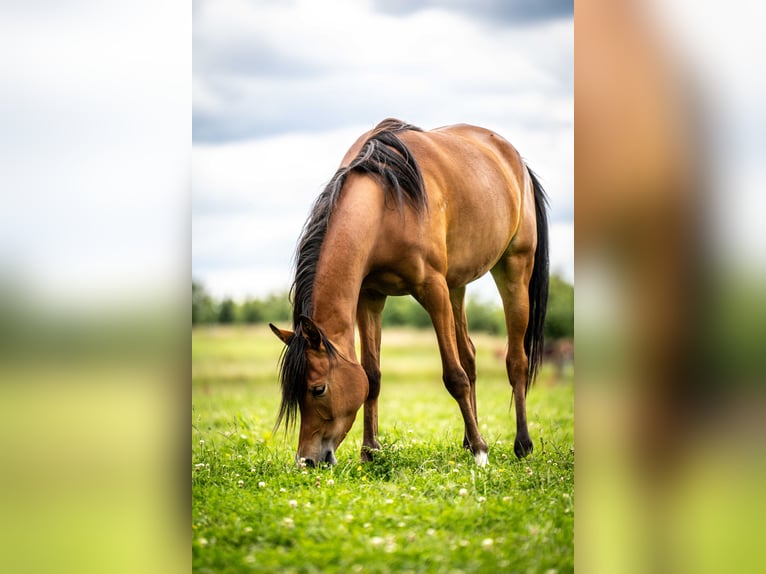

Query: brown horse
270;119;549;467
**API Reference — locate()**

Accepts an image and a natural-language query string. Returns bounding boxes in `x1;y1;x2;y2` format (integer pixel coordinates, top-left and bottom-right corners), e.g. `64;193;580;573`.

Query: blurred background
0;2;188;574
576;0;766;572
2;0;766;572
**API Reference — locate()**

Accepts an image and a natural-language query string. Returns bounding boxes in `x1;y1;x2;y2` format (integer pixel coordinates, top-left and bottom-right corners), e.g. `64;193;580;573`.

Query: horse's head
270;317;368;467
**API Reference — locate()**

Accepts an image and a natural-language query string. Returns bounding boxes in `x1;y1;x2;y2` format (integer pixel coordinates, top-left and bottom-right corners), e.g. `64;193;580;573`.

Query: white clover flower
482;538;494;548
459;488;468;496
258;481;266;488
384;499;394;504
288;499;298;508
426;528;436;536
344;514;354;522
243;526;252;534
237;480;244;487
477;496;486;503
370;536;384;547
197;537;208;547
282;517;294;528
279;487;287;493
326;479;335;486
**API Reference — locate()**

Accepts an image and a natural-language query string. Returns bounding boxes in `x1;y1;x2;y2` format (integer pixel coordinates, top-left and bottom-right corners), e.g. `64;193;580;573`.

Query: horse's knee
505;352;528;389
443;368;470;399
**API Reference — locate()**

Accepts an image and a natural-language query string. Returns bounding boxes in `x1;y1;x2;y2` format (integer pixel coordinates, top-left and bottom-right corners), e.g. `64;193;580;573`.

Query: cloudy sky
193;0;573;302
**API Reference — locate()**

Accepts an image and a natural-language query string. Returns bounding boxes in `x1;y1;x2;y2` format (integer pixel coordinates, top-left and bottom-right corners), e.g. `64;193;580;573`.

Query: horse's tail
524;166;550;391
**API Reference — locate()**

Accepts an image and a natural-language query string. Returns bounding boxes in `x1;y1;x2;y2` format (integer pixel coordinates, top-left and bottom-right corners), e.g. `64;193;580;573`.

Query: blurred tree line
192;275;573;338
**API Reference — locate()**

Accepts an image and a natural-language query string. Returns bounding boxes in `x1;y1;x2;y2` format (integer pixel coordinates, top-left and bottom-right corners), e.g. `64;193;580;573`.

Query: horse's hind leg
450;286;478;450
491;252;535;458
357;292;386;461
415;276;488;466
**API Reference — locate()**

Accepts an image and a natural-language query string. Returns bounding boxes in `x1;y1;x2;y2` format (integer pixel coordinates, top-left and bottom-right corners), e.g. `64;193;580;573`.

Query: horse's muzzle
297;449;337;467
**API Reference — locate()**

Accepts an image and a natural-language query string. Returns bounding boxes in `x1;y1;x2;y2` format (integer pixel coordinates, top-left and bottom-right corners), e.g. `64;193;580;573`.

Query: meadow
192;325;573;573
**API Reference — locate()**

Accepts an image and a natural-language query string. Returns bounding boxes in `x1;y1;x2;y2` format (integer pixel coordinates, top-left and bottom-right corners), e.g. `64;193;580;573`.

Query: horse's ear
269;323;294;345
299;315;322;350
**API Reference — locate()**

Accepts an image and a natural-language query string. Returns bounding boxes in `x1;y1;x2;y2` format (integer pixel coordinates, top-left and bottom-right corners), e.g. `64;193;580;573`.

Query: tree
381;296;431;328
192;280;217;325
465;296;506;335
189;277;574;337
544;275;574;339
218;297;236;324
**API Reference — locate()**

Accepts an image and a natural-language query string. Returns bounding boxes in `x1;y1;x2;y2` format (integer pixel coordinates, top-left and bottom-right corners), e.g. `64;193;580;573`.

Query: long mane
275;119;428;431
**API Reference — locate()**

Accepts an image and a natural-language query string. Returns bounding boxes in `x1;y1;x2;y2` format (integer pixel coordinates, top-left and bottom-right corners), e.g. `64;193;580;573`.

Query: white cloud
194;0;572;140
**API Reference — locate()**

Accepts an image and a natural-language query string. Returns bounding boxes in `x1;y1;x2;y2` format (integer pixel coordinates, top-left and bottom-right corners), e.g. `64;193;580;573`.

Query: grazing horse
270;119;549;467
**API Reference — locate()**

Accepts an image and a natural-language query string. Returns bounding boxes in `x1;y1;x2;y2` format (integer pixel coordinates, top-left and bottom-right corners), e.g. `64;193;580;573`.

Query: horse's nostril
303;458;316;468
324;450;337;465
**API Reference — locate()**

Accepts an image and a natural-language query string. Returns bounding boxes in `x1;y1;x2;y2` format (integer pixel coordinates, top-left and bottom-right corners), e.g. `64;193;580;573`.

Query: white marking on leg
474;450;488;467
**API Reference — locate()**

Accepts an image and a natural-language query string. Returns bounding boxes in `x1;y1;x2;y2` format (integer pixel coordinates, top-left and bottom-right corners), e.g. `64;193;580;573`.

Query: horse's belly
444;252;502;288
444;213;514;287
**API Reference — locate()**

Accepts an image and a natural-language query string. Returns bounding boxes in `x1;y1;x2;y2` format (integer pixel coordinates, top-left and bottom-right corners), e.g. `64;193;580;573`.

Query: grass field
192;325;573;573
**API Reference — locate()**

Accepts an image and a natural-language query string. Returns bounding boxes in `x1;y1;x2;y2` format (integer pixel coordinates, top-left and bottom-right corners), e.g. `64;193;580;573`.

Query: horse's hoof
361;444;381;462
514;437;533;459
474;450;488;467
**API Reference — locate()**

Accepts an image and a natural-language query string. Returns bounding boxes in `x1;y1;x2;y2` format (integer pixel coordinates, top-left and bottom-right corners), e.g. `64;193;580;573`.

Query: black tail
524;166;550;391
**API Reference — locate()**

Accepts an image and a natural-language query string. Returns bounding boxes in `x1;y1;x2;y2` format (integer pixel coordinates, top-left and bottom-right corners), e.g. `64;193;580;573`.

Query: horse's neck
312;177;384;355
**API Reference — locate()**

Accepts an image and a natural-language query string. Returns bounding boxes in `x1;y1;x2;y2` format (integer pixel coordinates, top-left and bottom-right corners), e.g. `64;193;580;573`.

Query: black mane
275;119;428;431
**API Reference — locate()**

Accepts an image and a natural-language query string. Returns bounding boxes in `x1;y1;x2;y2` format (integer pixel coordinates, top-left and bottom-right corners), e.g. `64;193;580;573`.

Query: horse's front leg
357;293;386;461
415;277;488;466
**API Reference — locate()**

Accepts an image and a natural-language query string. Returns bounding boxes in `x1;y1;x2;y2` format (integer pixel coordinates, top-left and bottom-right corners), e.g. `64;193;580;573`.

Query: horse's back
404;124;533;287
346;121;535;292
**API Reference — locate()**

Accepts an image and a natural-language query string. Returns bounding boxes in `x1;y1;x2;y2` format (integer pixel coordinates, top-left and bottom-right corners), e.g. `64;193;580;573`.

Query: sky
193;0;574;302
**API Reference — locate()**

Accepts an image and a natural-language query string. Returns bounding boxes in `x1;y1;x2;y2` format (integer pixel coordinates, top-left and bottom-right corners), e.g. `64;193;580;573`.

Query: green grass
192;325;573;573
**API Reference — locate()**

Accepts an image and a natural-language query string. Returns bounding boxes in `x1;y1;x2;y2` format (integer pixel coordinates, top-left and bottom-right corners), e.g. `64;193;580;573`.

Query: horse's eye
310;384;327;397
